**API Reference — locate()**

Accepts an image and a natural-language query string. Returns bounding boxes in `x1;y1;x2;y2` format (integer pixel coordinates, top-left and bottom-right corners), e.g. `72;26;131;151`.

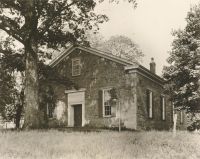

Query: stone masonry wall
54;49;137;129
136;73;173;130
41;82;68;128
175;110;188;130
51;48;173;130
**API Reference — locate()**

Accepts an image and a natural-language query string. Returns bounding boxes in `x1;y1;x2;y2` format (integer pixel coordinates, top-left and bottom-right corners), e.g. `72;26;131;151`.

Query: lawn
0;130;199;159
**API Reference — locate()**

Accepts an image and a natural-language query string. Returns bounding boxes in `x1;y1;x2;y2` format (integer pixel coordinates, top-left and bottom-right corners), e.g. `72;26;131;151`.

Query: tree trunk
23;47;42;129
22;0;43;129
15;104;23;129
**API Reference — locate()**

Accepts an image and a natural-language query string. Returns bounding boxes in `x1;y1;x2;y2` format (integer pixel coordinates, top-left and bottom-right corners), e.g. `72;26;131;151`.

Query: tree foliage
0;37;74;128
163;4;200;113
88;34;143;62
0;37;25;128
0;60;24;128
0;0;109;47
0;57;16;117
0;0;109;128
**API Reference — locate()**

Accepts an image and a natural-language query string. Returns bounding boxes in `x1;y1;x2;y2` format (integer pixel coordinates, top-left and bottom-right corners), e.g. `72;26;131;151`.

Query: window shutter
111;102;116;117
146;90;150;116
165;98;167;120
152;92;154;118
180;110;183;124
160;96;166;120
98;90;103;117
164;97;166;120
160;96;162;120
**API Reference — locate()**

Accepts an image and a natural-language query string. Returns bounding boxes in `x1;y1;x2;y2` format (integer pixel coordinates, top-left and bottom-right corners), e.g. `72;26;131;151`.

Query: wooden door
74;104;82;127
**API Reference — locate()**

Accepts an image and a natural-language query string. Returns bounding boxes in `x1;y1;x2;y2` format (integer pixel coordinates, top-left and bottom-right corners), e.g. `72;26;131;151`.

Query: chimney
150;57;156;74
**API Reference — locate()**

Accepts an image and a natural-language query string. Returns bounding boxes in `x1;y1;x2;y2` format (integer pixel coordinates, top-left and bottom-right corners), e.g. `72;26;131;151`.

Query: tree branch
0;25;24;44
0;16;24;44
37;0;78;36
0;0;22;11
0;48;12;55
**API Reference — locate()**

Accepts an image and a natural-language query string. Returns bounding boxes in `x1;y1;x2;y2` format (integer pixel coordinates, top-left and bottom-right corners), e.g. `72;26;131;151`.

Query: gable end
49;45;137;68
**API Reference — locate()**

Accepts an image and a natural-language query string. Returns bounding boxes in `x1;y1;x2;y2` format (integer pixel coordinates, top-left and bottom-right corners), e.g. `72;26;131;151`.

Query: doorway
66;89;85;127
73;104;82;127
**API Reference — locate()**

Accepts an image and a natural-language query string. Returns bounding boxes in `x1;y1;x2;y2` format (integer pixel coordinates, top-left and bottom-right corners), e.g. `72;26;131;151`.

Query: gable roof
49;45;138;67
49;45;165;84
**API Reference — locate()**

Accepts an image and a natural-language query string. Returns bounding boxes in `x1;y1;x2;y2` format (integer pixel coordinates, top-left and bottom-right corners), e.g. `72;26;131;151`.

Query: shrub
187;120;200;131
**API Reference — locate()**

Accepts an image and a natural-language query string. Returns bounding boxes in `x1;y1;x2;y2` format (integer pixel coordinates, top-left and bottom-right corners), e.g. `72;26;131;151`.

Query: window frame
72;57;81;76
102;88;112;117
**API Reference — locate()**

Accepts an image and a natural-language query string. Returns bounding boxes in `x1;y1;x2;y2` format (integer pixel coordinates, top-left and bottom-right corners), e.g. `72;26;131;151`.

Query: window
146;90;153;118
161;96;166;120
72;58;81;76
103;89;112;117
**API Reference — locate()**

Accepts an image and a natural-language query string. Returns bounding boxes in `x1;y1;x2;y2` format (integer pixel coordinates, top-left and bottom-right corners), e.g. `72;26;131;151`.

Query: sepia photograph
0;0;200;158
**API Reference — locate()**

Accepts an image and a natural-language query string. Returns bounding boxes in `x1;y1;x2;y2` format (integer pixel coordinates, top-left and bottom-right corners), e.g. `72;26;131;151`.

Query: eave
125;65;165;87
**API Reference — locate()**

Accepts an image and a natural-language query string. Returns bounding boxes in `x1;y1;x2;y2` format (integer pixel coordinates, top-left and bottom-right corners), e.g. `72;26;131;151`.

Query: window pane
105;106;111;116
73;60;79;65
104;89;112;116
73;65;79;70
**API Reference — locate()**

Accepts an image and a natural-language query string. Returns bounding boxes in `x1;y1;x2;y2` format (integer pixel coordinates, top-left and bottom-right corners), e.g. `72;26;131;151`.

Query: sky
95;0;200;75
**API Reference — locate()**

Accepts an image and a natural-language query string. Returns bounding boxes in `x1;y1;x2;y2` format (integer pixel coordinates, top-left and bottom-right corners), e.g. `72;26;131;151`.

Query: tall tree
0;0;136;129
0;56;16;122
0;0;108;129
163;4;200;114
0;36;25;128
87;34;143;62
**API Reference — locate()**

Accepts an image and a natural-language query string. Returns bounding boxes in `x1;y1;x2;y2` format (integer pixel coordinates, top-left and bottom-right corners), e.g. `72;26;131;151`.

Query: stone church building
45;45;174;130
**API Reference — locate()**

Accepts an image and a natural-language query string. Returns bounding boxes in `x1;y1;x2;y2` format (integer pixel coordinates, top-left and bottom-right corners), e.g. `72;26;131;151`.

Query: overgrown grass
0;130;199;159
